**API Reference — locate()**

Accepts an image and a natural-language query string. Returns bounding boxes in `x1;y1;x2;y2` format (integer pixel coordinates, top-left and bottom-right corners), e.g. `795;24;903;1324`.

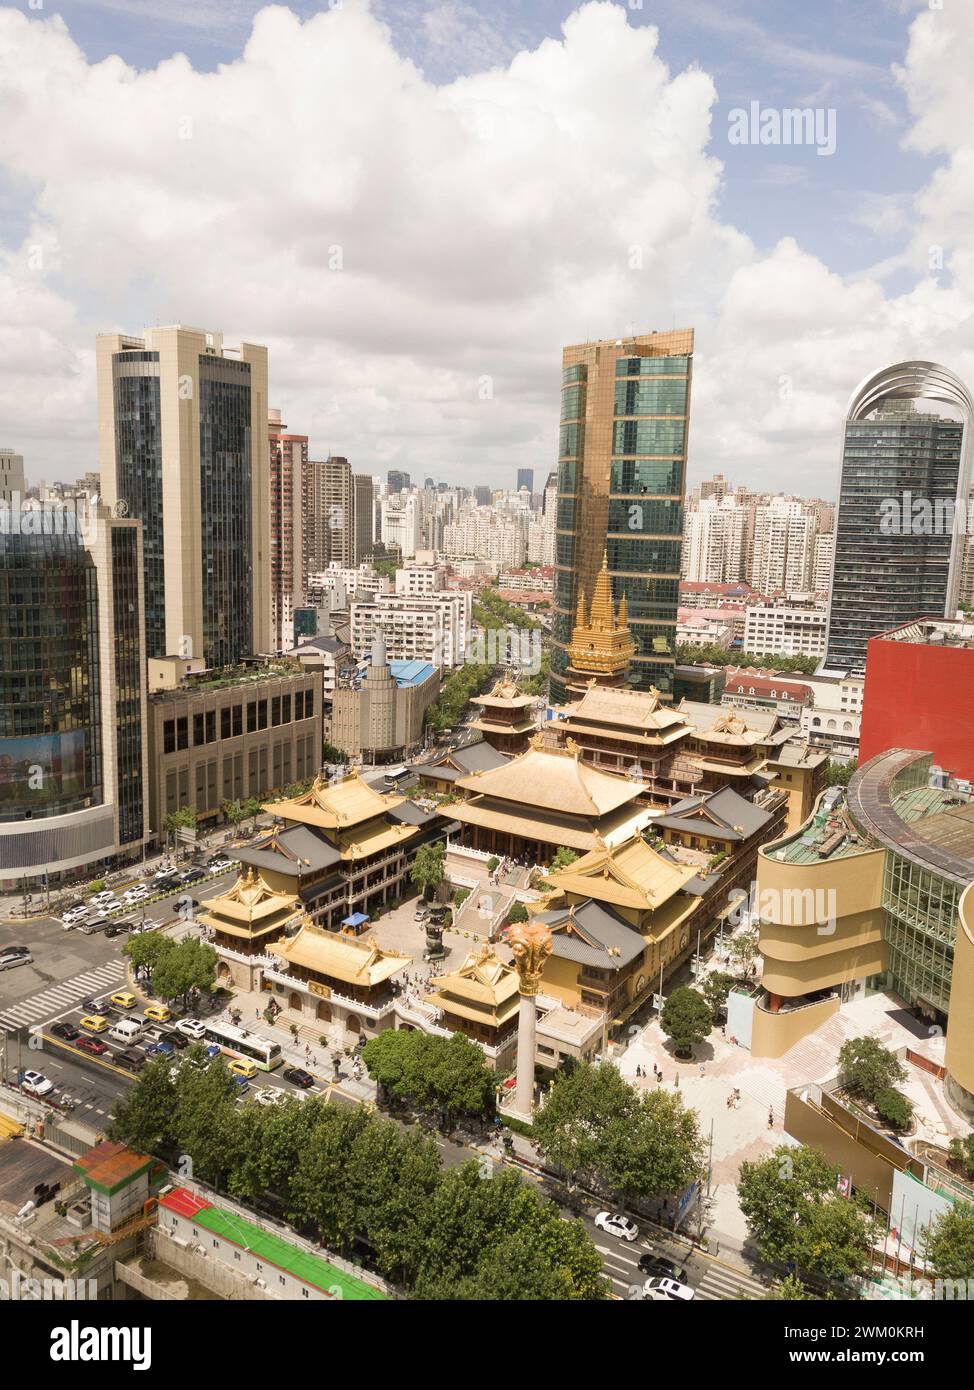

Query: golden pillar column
508;919;553;1121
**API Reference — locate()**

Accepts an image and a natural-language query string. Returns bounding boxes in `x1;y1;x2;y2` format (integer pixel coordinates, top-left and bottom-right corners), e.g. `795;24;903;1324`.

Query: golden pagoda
565;552;636;693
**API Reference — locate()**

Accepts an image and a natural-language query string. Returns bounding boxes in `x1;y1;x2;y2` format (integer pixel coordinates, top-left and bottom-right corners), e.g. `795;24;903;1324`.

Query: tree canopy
362;1029;495;1121
660;986;713;1056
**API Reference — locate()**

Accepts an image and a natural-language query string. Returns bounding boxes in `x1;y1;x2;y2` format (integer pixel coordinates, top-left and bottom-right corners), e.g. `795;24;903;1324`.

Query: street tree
729;928;760;978
702;970;736;1019
362;1029;494;1123
123;931;175;975
601;1088;704;1202
739;1144;880;1285
924;1201;974;1282
660;986;713;1057
873;1086;913;1131
344;1117;442;1286
107;1056;179;1157
151;938;217;1009
530;1061;637;1187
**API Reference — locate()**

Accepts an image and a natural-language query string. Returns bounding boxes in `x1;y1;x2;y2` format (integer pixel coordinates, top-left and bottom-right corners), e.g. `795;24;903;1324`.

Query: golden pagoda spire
618;593;629;628
575;587;588;632
589;551;614;630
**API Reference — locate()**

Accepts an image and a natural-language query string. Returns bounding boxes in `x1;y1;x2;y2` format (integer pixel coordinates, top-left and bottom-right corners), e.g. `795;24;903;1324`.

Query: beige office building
96;325;271;666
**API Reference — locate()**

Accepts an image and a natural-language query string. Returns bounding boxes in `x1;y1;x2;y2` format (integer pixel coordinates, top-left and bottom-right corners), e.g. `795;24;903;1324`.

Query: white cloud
0;0;972;493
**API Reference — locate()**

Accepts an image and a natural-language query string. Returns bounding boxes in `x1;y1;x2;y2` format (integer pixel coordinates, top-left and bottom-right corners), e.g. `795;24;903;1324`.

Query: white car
594;1211;639;1243
208;859;233;874
123;886;148;903
21;1069;54;1098
643;1276;695;1302
175;1018;206;1040
62;906;89;927
90;890;115;904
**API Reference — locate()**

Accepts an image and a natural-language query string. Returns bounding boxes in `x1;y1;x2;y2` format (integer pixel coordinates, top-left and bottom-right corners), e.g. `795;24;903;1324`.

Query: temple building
468;677;538;755
197;867;301;989
426;945;521;1067
547;682;815;815
564;552;637;695
234;769;454;931
262;915;411;1041
445;734;655;862
522;780;788;1037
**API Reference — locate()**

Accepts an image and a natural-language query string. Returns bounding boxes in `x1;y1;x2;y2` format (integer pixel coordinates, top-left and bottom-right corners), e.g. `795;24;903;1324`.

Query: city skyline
3;2;974;496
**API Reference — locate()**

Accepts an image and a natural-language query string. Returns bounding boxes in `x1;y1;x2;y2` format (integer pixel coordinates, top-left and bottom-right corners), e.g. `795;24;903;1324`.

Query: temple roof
472;676;535;710
429;944;521;1012
196;866;300;927
237;824;343;877
561;683;688;733
550;834;699;910
269;919;409;987
264;768;405;830
533;898;646;971
649;785;774;841
412;739;510;781
453;736;647;817
678;701;778;745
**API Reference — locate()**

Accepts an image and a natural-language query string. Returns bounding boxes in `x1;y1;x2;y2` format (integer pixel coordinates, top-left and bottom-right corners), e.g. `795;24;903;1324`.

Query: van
109;1018;144;1046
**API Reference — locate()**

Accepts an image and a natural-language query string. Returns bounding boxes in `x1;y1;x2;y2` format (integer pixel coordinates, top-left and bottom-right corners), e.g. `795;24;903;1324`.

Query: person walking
768;1106;774;1129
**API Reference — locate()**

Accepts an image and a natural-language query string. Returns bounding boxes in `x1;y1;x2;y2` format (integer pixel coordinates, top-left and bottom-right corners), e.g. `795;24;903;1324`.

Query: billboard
0;731;86;810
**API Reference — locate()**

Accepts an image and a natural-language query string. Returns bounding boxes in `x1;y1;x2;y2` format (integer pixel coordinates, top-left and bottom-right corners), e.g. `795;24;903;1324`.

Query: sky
1;0;971;496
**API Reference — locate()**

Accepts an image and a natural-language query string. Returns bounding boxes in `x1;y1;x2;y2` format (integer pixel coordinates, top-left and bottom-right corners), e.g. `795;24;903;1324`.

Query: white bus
203;1021;283;1071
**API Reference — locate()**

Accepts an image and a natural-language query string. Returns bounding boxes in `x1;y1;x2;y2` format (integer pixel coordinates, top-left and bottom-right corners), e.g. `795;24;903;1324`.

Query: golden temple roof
550;834;698;911
473;676;536;710
563;684;687;734
264;768;404;831
428;945;521;1025
454;737;647;818
567;552;637;677
196;866;300;931
269;918;409;988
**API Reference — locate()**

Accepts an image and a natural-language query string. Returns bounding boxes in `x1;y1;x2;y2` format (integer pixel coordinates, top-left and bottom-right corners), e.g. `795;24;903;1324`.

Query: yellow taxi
228;1057;257;1079
110;992;137;1010
79;1014;109;1034
143;1003;171;1023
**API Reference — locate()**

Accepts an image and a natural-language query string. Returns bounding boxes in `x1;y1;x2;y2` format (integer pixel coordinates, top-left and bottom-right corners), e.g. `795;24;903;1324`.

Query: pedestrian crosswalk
694;1261;769;1301
0;961;126;1031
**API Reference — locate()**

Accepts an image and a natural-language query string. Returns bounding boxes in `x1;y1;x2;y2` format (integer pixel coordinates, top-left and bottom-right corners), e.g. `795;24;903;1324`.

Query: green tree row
425;661;493;733
108;1053;608;1299
676;643;820;675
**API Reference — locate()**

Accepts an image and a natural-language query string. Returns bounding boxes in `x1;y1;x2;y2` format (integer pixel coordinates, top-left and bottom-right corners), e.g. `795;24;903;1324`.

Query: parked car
642;1276;695;1302
594;1212;639;1243
282;1066;315;1089
50;1021;80;1042
76;1036;109;1057
638;1254;688;1282
113;1048;146;1073
175;1019;206;1040
21;1069;54;1097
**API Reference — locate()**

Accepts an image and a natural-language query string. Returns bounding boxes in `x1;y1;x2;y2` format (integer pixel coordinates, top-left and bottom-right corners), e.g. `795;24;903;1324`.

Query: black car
104;924;126;938
637;1254;688;1282
160;1030;189;1050
179;868;206;885
0;945;30;957
283;1066;314;1089
113;1048;145;1073
50;1021;80;1042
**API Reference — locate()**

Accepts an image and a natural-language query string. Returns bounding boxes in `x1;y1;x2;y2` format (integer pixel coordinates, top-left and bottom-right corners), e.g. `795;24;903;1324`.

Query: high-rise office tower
97;325;271;666
824;362;973;673
0;448;25;505
353;474;375;564
387;469;411;494
473;486;492;507
551;330;693;703
0;499;148;887
268;408;309;652
516;468;534;495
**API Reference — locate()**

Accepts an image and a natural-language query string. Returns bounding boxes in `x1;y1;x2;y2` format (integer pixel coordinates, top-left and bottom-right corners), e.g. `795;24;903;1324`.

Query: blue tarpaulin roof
342;912;369;927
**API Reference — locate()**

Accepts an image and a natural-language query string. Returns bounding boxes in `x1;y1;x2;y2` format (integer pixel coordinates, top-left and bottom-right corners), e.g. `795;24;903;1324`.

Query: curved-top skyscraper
824;361;973;674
